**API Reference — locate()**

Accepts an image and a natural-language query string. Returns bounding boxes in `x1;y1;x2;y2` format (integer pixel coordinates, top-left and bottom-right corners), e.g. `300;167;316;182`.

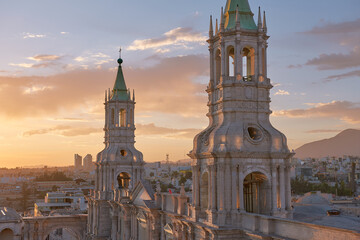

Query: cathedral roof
111;58;129;101
224;0;257;30
0;207;21;221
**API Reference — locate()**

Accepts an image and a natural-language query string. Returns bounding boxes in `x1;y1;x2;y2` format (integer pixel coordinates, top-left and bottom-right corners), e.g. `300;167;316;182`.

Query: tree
179;176;187;185
184;171;192;179
171;171;179;179
149;172;154;177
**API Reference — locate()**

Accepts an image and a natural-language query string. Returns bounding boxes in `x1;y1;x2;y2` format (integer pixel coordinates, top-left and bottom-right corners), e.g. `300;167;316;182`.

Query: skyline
0;0;359;168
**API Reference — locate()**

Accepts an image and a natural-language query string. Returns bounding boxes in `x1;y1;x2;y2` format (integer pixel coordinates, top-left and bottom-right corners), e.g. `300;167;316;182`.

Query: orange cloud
274;101;360;124
127;27;207;51
0;55;209;118
23;125;100;137
136;123;201;139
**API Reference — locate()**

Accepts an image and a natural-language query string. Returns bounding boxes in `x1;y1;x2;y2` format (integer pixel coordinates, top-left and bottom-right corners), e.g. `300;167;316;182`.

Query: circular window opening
248;127;262;141
120;150;127;156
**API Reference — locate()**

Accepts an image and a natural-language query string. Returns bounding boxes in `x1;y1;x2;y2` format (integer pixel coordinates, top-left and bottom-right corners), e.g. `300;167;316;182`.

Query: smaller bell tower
87;56;144;239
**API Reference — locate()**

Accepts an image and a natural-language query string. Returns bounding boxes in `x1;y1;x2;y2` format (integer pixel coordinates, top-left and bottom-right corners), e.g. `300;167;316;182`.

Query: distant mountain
295;129;360;159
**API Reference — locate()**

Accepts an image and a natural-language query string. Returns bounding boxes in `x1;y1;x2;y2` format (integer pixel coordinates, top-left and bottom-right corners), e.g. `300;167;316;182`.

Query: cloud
23;32;46;39
274;89;290;96
305;129;342;134
287;64;302;69
23;85;53;95
324;70;360;82
304;19;360;36
9;54;62;69
9;63;34;68
27;55;61;62
274;101;360;124
23;125;100;137
127;27;207;51
0;54;209;118
305;47;360;70
136;123;201;139
74;52;112;66
60;32;69;35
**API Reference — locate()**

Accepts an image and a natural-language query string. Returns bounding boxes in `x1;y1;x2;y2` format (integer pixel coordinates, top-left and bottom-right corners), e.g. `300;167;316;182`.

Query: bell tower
87;56;144;239
188;0;294;226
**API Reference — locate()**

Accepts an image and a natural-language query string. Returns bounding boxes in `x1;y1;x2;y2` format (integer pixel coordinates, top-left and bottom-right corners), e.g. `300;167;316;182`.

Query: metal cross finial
119;47;122;58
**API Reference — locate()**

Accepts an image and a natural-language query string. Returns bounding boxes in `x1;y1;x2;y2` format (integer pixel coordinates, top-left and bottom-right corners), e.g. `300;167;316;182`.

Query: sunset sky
0;0;359;168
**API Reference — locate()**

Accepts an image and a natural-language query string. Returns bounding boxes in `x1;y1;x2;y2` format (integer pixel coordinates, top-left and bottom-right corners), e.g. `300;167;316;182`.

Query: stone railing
240;212;360;240
155;191;189;216
113;188;130;202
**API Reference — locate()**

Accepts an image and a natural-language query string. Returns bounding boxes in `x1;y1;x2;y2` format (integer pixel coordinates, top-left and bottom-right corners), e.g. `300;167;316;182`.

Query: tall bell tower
87;56;144;239
188;0;294;226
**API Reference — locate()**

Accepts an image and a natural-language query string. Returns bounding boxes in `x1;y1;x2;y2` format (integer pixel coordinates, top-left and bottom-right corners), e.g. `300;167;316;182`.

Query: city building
75;154;83;170
83;154;94;171
34;189;87;216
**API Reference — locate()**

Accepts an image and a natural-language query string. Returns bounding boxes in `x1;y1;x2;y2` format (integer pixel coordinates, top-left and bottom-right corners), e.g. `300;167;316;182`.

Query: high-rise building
83;154;93;171
74;154;82;170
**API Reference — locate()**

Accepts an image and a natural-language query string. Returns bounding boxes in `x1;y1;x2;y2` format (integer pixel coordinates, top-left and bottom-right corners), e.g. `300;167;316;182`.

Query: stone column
279;165;286;211
238;168;244;211
111;215;118;240
208;166;211;209
231;165;237;211
193;165;200;207
219;164;225;211
272;165;278;213
221;41;226;82
211;165;217;210
225;164;231;211
209;46;214;82
285;165;292;210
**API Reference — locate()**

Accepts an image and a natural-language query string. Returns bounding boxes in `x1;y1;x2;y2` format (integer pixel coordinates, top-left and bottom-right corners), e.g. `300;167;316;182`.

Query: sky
0;0;359;168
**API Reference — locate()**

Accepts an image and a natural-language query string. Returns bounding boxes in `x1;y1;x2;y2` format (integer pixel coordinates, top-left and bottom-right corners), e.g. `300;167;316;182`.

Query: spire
224;0;257;30
220;7;225;32
215;19;219;35
108;88;110;101
105;90;107;102
257;7;262;31
111;57;129;101
132;89;135;101
263;11;267;33
209;15;214;38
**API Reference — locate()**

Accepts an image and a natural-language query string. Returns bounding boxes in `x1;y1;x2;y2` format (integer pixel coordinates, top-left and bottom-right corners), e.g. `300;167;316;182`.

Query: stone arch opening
119;109;126;127
243;171;270;214
117;172;131;189
200;172;209;209
215;49;221;85
226;46;235;77
242;47;255;81
44;227;80;240
0;228;14;240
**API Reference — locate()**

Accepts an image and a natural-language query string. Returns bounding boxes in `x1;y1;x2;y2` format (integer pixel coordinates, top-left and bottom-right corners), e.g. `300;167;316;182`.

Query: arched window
215;49;221;85
0;228;14;240
111;108;115;125
242;47;255;81
119;109;126;127
117;172;130;189
227;46;235;77
243;172;270;214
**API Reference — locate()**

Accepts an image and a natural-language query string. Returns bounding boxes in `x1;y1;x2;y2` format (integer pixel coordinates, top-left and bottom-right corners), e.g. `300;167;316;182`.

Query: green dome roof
224;0;257;30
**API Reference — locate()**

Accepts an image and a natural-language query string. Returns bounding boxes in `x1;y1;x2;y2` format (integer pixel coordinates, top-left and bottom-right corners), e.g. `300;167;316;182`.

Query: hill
295;129;360;159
